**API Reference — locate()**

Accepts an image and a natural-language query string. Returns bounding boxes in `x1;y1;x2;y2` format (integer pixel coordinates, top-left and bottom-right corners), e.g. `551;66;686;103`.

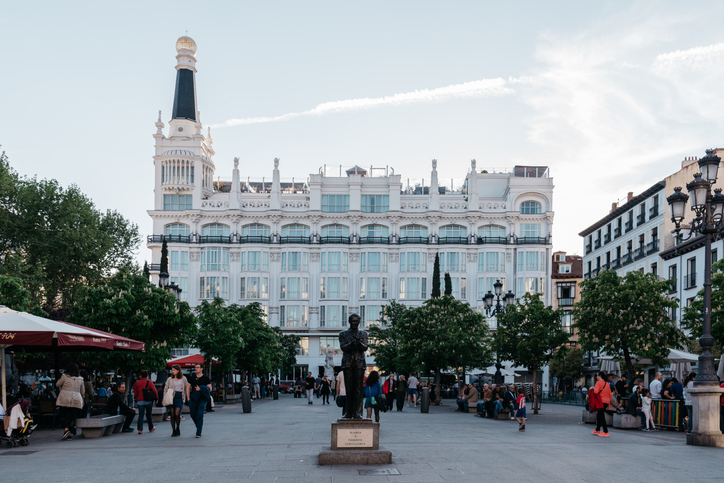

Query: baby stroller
1;398;35;448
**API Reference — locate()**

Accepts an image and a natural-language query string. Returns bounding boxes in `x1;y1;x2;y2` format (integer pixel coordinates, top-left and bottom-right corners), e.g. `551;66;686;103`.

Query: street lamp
159;271;182;301
158;271;170;289
483;280;515;317
666;148;724;447
168;281;182;302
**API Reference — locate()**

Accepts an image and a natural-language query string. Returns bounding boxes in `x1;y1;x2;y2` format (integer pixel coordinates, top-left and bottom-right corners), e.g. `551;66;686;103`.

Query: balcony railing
614;227;622;238
625;220;633;232
477;236;508;245
647;239;659;254
558;298;574;307
438;236;468;245
200;235;234;244
280;236;312;244
518;236;550;245
147;235;191;244
637;214;646;226
650;205;659;218
602;262;610;271
684;272;697;289
359;236;390;245
622;253;633;266
592;267;600;277
594;239;601;249
634;246;646;260
604;233;611;243
611;258;621;269
584;271;591;279
239;235;272;244
319;236;351;244
399;236;430;245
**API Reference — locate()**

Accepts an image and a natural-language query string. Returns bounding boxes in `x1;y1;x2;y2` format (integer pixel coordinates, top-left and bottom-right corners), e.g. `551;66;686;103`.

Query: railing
359;236;390;245
650;205;659;218
280;236;312;244
625;220;633;232
584;271;591;279
200;235;233;244
604;233;611;243
594;239;601;249
585;244;592;254
399;236;430;245
611;258;621;269
477;236;508;245
622;253;633;266
634;246;646;260
558;298;574;307
602;262;610;270
684;272;697;289
518;236;550;245
651;399;683;429
319;236;351;245
592;267;600;277
239;235;272;244
637;214;646;226
438;237;468;245
614;226;622;238
147;235;191;244
647;239;659;254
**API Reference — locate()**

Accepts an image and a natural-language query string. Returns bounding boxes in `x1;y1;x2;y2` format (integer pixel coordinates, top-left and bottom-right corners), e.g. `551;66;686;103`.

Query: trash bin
273;385;279;400
421;387;430;413
241;386;252;413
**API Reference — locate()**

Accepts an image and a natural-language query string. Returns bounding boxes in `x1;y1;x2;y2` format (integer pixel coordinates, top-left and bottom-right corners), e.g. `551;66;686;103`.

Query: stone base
495;411;512;420
613;413;641;429
331;419;379;451
687;433;724;447
582;410;596;424
687;385;724;447
318;446;392;465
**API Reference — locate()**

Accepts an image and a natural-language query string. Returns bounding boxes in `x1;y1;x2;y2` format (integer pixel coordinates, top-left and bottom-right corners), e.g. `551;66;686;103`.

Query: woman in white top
683;372;696;433
163;364;188;437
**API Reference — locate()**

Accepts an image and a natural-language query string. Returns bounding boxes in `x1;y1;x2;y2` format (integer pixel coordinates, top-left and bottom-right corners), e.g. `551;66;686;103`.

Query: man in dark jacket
627;385;644;427
106;383;135;433
503;385;517;420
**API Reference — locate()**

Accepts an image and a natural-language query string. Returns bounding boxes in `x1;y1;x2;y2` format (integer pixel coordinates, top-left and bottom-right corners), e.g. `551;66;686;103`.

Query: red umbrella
167;354;219;368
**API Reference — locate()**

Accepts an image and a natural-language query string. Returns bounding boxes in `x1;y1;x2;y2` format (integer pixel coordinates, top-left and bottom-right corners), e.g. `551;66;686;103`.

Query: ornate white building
148;37;555;378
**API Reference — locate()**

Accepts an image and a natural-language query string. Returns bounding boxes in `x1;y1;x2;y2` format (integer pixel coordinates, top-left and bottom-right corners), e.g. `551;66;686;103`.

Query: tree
234;303;282;376
143;262;151;282
369;300;415;376
495;293;569;414
160;239;169;275
683;258;724;350
444;273;452;296
549;347;585;391
0;274;41;314
572;270;685;378
274;328;300;377
0;151;140;317
194;298;246;376
431;253;441;298
69;271;196;391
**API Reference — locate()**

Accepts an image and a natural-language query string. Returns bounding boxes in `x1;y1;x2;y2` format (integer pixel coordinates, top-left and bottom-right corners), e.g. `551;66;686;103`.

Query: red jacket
133;378;158;402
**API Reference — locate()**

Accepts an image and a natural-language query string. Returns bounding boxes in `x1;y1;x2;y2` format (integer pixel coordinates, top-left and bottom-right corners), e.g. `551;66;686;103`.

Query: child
515;387;526;431
641;389;656;432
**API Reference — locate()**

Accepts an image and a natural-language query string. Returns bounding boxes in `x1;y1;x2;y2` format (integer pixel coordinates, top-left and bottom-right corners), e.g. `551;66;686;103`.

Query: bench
133;406;169;422
76;415;126;438
582;409;613;426
225;393;242;404
613;413;641;429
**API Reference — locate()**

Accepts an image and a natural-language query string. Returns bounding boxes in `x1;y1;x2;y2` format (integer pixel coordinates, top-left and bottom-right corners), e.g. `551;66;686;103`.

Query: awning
167;354;219;368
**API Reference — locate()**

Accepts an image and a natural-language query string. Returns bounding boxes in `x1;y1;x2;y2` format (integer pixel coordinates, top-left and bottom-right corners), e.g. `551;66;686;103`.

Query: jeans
306;389;314;402
261;386;266;398
136;401;154;431
457;399;466;412
632;408;645;426
59;406;80;435
477;401;486;416
188;398;206;435
493;400;503;417
687;405;693;432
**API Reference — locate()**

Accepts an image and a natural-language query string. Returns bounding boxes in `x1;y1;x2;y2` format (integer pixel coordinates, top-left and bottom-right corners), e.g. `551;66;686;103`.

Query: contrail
211;77;516;128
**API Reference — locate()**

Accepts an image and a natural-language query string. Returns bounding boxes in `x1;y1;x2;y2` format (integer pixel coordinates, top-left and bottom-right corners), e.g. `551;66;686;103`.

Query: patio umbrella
717;358;724;381
666;349;699;364
599;357;622;377
670;362;690;381
0;306;144;408
166;354;219;369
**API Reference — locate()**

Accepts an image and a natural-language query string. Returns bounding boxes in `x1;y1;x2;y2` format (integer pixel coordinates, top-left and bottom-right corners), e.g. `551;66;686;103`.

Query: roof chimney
682;156;699;168
627;192;634;201
610;202;618;213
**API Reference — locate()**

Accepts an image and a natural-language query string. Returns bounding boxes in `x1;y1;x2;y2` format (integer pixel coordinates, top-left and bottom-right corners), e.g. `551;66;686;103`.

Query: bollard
273;385;279;400
241;386;252;413
421;387;430;413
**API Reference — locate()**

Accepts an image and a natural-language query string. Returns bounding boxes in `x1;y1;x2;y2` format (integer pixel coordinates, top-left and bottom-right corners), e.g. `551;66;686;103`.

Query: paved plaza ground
2;394;722;482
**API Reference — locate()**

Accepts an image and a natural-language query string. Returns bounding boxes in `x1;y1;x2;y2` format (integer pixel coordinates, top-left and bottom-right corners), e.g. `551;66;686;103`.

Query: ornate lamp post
667;149;724;447
158;271;182;301
483;280;515;317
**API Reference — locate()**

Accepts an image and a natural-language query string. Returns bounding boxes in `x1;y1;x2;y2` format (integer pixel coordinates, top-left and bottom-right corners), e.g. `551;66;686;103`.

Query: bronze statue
339;313;368;419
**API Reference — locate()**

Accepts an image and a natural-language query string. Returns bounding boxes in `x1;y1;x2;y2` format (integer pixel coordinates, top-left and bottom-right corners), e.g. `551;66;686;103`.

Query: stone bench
495;409;512;420
133;406;168;422
76;415;126;438
613;413;642;429
582;409;613;426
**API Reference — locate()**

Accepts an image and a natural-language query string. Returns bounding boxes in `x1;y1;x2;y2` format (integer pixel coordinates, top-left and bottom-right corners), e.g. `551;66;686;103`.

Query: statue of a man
339;313;368;419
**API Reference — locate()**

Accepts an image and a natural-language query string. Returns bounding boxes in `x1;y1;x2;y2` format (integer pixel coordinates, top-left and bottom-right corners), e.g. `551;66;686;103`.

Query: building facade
148;37;555;377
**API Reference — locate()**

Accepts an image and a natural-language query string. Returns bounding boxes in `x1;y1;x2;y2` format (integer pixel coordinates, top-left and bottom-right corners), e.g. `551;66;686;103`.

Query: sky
2;1;724;266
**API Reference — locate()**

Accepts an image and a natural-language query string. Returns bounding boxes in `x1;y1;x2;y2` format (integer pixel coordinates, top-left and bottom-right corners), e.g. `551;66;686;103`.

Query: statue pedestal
318;419;392;465
686;386;724;447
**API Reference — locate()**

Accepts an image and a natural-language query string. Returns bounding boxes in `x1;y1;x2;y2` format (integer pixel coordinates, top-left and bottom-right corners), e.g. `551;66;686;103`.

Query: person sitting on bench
106;383;134;433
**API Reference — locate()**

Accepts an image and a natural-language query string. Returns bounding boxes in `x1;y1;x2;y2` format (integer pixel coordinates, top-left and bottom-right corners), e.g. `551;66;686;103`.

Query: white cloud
211;78;515;128
652;42;724;73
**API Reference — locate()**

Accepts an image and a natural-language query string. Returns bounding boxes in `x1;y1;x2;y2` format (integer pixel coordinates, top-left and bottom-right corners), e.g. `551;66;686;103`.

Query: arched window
165;224;190;236
242;224;270;237
282;224;310;237
439;225;466;238
361;225;389;238
202;224;230;236
478;225;506;242
520;201;542;214
321;224;350;238
400;225;428;238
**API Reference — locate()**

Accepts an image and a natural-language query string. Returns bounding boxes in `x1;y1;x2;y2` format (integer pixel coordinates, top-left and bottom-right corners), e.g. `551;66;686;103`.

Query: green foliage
0;274;42;314
143;262;151;282
549;347;585;381
232;303;293;375
432;253;441;298
369;300;415;376
572;270;685;377
274;329;300;375
160;239;169;274
194;298;246;374
0;150;140;317
683;258;724;346
69;271;196;372
444;273;452;296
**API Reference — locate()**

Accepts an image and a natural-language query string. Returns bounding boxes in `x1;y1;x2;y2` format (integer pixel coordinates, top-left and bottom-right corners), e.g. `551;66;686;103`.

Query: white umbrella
717;358;724;381
599;358;621;377
667;349;699;364
670;362;690;381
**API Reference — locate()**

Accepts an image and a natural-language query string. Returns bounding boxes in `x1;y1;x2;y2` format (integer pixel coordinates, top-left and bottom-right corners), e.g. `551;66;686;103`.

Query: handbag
336;395;346;408
162;385;174;407
377;393;388;412
142;380;158;402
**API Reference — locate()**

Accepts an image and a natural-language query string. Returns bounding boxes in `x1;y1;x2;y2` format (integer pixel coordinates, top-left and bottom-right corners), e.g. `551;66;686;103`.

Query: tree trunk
124;366;132;406
622;346;635;380
533;367;539;415
435;367;441;405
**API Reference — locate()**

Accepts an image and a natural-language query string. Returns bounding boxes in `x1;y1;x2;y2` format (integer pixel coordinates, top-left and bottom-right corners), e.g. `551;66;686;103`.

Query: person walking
684;372;696;432
163;364;188;437
383;375;395;412
252;374;261;400
304;372;317;405
186;363;211;438
56;363;85;441
132;370;158;434
592;372;611;437
641;389;655;431
335;371;346;417
364;370;383;423
515;387;527;431
320;375;331;405
395;375;407;411
407;373;419;407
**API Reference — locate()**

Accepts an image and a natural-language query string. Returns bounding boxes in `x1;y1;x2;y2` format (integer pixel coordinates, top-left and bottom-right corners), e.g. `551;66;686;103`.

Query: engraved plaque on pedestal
331;420;379;450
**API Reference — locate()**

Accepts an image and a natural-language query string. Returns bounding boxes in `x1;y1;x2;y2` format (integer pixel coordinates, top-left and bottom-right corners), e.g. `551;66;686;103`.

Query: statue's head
348;313;361;330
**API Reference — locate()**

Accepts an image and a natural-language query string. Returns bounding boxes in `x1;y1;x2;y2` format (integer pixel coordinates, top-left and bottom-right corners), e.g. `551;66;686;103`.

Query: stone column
687;386;724;447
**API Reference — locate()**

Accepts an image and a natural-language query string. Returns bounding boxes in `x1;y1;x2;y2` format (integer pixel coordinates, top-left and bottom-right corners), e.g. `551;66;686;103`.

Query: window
280;305;308;327
557;282;575;301
281;252;309;271
479;225;506;239
165;224;190;236
320;306;347;328
400;225;428;239
399;277;427;299
321;224;349;238
319;336;342;355
321;252;348;272
520;201;542;214
321;194;350;212
517;277;545;295
282;224;310;238
163;194;192;211
478;277;505;299
686;257;696;289
170;276;188;301
202;224;230;237
559;265;571;274
199;276;228;299
669;264;677;291
201;247;229;271
439;252;466;272
359;277;388;299
439;225;467;239
240;277;269;299
517;251;546;271
295;337;309;355
360;225;389;238
170;250;188;271
562;313;573;334
360;252;387;272
478;252;505;272
241;251;269;271
320;277;348;299
521;223;542;238
400;252;427;272
450;277;467;299
170;347;190;357
280;277;309;299
360;305;382;327
713;249;719;264
242;224;271;237
361;195;389;213
651;263;658;278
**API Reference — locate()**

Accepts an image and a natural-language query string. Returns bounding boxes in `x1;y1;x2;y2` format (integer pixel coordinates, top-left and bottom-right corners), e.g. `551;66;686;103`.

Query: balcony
611;258;621;269
592;267;600;277
199;235;233;244
399;236;430;245
558;298;574;307
622;253;633;266
239;235;272;244
614;227;622;238
650;205;659;218
684;272;697;289
647;239;659;254
319;236;351;245
625;220;633;233
438;236;468;245
584;271;591;279
594;239;601;249
585;244;592;255
280;236;312;244
359;236;390;245
604;233;611;243
637;214;646;226
602;263;610;271
147;235;191;244
634;246;646;260
477;236;508;245
518;236;551;245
